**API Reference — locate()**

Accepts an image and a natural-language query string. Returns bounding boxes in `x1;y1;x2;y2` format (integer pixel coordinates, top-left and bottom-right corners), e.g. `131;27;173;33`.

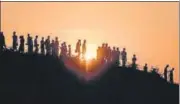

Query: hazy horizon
1;2;179;83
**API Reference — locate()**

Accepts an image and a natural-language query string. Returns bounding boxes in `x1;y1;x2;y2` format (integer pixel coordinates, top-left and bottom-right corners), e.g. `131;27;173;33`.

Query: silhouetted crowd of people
0;31;175;83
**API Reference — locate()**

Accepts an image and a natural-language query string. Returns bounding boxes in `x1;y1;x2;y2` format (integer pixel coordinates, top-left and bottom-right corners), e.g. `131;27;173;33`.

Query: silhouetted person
68;44;71;57
0;32;6;52
116;47;120;66
82;39;86;59
45;36;50;55
29;37;33;54
51;40;56;56
26;34;31;53
55;37;59;56
75;39;81;58
111;47;116;62
121;48;127;67
40;37;45;55
60;42;67;58
143;63;148;72
34;35;39;54
97;46;100;60
64;42;67;56
19;36;25;53
169;68;174;83
12;31;18;51
101;43;105;61
104;43;108;60
164;64;169;81
107;46;112;62
132;54;137;69
60;43;64;57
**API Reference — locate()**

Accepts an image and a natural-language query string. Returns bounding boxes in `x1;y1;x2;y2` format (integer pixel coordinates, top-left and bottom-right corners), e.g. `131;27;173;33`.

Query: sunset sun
85;52;94;61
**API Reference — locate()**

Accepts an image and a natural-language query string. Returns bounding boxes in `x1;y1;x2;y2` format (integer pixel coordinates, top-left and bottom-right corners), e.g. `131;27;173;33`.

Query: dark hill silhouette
0;50;178;104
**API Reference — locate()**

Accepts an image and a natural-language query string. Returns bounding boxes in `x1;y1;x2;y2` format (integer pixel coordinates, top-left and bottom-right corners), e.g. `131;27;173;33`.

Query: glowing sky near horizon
1;2;179;83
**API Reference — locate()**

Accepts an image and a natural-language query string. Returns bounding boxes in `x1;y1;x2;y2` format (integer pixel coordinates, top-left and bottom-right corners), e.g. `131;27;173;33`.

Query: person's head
42;37;44;40
102;43;104;47
48;36;50;39
145;63;147;66
117;47;119;51
123;48;126;51
113;47;115;50
166;64;169;68
105;43;108;47
27;34;30;37
172;68;174;71
84;39;86;43
55;37;58;40
133;54;136;57
108;46;111;49
36;35;38;38
13;31;16;35
68;45;71;47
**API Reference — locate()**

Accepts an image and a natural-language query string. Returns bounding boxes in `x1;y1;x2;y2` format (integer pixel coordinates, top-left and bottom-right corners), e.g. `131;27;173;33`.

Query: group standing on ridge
0;31;175;84
163;64;175;83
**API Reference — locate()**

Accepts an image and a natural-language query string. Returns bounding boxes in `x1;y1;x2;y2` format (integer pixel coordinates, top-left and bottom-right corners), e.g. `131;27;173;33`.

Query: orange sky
1;2;179;83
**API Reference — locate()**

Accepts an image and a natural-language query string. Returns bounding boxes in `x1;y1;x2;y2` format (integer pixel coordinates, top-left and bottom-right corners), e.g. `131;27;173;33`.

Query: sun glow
85;52;95;61
84;44;97;61
79;45;97;62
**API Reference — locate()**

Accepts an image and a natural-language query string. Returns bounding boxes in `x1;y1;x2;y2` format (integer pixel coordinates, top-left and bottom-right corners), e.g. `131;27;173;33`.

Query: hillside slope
0;50;178;104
